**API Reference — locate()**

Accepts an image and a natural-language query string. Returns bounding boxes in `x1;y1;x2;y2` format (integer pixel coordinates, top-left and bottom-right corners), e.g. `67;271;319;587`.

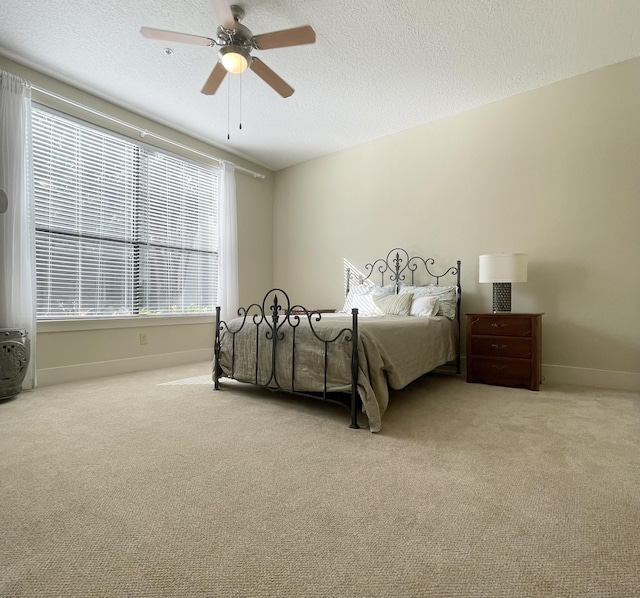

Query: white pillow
340;284;394;315
410;295;440;317
348;283;394;296
398;285;429;297
373;293;413;316
399;284;457;319
423;284;457;319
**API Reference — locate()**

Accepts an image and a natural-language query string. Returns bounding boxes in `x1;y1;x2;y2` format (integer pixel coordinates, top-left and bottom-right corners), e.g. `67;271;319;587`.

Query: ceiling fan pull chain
239;75;242;130
227;74;231;140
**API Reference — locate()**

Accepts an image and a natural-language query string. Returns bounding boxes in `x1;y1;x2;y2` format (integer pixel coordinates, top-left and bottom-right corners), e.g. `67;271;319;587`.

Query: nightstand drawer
468;357;532;385
468;315;532;337
470;337;532;359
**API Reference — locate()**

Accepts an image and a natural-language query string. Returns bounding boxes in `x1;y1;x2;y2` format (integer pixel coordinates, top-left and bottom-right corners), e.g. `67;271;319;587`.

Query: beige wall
273;58;640;391
1;56;275;385
4;55;638;390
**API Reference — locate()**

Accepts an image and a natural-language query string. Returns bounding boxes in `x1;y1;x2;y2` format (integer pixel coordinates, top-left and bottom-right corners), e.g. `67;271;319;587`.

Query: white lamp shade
479;253;528;283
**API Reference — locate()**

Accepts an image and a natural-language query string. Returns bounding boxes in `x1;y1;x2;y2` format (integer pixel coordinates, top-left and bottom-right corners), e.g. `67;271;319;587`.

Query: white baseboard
541;364;640;392
459;358;639;392
37;349;213;387
37;354;640;392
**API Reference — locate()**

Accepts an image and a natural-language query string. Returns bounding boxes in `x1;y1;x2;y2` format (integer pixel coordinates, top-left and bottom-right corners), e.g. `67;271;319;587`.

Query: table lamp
479;253;528;312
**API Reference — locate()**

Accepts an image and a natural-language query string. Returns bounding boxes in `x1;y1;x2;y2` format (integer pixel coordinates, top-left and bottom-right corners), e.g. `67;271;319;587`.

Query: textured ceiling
1;0;639;171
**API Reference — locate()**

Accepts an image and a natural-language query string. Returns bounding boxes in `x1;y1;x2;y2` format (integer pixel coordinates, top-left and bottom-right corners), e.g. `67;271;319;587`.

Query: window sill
38;314;216;333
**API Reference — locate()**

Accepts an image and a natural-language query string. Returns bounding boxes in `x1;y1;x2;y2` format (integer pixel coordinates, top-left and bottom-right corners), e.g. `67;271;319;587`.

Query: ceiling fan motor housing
216;22;253;50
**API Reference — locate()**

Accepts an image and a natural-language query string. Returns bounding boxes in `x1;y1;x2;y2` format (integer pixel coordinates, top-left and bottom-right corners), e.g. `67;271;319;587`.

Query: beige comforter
215;313;457;432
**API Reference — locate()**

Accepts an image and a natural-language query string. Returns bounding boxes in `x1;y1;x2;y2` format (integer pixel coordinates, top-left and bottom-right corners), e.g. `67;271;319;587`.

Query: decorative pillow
399;284;457;319
373;292;413;316
410;295;440;317
423;284;457;319
398;285;430;297
340;284;394;315
349;283;395;296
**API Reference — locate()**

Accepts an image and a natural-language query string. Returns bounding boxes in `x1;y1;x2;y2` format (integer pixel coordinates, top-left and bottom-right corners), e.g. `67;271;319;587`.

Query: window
32;106;219;319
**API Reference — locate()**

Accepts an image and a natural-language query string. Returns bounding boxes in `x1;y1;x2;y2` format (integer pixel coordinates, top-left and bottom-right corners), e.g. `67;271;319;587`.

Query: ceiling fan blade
140;27;214;46
201;62;228;95
253;25;316;50
211;0;236;30
250;58;294;98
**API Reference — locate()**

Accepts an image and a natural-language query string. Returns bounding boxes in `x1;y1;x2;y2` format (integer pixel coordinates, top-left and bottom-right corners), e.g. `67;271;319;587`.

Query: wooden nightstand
466;313;543;391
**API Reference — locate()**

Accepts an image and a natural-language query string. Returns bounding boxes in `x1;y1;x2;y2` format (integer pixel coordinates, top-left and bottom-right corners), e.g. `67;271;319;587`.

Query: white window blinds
32;107;218;319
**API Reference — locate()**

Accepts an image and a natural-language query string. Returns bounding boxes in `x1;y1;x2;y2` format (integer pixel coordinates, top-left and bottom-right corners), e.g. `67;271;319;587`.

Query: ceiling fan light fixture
219;45;251;73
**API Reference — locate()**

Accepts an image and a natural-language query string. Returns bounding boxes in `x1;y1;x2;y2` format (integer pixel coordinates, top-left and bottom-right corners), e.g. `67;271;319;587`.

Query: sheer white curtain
217;161;239;321
0;71;36;388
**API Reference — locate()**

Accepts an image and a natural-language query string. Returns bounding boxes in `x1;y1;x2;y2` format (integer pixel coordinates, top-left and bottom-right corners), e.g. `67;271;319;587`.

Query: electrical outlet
139;333;148;345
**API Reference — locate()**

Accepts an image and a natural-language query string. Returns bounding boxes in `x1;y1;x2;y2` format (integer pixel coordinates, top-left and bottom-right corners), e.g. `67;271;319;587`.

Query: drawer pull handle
491;344;508;350
490;365;509;371
490;323;508;329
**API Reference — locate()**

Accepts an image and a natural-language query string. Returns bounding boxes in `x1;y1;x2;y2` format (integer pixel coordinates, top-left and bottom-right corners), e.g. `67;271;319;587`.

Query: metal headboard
345;248;462;374
346;247;461;295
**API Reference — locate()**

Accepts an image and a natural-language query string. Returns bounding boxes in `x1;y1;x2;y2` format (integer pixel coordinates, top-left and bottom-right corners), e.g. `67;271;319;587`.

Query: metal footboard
214;288;361;429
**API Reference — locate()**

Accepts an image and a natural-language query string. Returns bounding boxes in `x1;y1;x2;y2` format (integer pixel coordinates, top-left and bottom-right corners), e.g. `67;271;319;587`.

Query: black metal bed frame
213;248;461;429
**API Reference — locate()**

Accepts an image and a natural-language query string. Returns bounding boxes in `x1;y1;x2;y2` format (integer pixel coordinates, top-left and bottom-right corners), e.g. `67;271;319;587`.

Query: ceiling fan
140;0;316;98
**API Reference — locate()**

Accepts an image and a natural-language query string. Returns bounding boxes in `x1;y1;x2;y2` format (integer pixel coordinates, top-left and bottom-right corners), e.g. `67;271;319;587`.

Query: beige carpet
1;362;638;598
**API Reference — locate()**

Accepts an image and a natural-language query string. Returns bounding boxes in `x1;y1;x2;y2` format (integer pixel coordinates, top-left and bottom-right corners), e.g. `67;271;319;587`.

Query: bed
213;248;461;431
